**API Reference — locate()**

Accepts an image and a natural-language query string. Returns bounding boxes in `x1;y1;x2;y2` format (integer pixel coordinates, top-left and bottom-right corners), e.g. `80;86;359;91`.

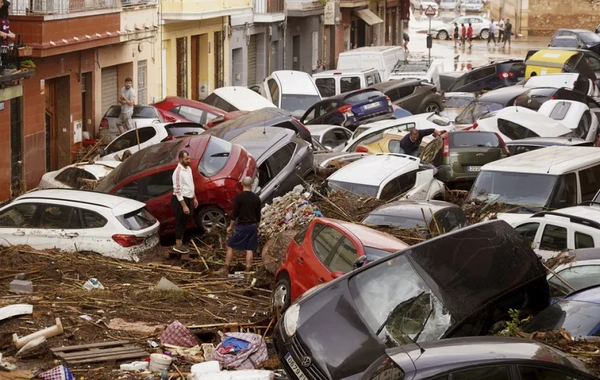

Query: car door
0;202;40;247
34;204;84;251
260;143;297;204
538;222;570;260
514;221;542;249
77;208;112;254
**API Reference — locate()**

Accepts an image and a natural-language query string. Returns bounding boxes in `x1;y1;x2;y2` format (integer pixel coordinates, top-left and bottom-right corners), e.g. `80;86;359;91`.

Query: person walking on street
399;128;444;157
118;77;136;133
503;19;513;48
453;23;460;48
467;23;473;48
171;150;198;255
218;177;262;275
460;23;466;47
403;30;410;53
498;18;505;41
487;19;497;45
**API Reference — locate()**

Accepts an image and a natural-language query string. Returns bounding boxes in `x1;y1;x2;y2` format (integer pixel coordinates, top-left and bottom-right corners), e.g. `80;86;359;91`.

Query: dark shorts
227;224;258;251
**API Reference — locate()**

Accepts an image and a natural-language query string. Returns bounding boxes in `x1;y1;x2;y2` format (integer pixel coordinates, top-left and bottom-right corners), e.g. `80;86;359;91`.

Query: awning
354;9;384;26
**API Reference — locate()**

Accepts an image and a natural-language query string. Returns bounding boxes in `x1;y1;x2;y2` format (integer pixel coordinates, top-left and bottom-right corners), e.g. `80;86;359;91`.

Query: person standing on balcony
0;0;15;69
117;77;136;133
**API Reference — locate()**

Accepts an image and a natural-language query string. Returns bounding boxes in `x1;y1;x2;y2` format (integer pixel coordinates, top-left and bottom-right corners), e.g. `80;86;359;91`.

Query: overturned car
274;220;550;380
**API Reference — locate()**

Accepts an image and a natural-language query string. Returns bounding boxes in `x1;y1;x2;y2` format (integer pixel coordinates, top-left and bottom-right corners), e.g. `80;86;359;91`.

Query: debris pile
312;190;385;223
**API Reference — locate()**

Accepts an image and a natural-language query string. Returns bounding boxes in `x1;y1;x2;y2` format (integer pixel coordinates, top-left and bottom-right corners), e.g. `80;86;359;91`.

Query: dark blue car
447;59;526;93
299;88;394;131
523;284;600;339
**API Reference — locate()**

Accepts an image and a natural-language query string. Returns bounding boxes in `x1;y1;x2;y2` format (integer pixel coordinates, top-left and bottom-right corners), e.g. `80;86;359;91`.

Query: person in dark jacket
399;128;443;156
217;176;262;275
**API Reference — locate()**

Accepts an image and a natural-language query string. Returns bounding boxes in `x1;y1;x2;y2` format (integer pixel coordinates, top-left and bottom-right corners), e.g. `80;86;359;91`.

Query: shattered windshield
349;254;451;345
455;101;503;124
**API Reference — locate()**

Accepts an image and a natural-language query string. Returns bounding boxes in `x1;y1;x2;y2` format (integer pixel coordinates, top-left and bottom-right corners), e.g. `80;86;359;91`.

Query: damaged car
38;161;121;190
274;220;550;380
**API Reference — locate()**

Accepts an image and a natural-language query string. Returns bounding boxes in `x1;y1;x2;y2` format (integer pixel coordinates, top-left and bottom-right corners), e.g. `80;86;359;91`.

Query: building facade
285;0;324;74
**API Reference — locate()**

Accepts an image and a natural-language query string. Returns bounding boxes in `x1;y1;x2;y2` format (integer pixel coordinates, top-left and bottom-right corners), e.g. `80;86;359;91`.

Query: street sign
424;5;436;17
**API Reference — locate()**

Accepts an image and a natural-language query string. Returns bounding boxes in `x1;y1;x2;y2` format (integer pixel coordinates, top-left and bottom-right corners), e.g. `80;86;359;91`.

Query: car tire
421;101;442;114
479;28;489;40
196;205;228;233
272;274;291;318
437;30;449;40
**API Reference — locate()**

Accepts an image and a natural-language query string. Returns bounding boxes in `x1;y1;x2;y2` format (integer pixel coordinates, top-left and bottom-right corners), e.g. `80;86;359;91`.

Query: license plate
362;102;381;110
285;353;309;380
467;166;481;172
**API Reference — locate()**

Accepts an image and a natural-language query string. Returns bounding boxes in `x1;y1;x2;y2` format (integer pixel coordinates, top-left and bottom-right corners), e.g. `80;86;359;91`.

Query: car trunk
452;147;504;174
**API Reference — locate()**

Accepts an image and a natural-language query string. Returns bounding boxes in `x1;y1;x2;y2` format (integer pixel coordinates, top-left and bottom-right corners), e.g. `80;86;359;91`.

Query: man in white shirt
498;18;505;41
487;19;497;46
171;150;198;254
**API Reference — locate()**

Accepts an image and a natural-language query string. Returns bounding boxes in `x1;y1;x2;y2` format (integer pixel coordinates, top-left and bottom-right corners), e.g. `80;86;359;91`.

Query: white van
467;146;600;224
312;69;382;98
336;46;405;81
203;86;277;112
262;71;322;119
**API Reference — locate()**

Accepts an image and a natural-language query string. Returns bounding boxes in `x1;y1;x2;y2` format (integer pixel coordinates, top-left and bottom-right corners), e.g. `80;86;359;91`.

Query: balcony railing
254;0;284;14
286;0;323;11
9;0;155;16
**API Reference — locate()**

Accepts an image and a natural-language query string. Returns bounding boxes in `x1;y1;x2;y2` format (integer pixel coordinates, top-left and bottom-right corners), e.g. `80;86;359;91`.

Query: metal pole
428;17;431;65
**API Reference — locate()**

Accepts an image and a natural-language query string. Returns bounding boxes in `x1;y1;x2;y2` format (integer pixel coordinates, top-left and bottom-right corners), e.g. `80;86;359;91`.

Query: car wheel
437;30;449;40
479;28;489;40
196;206;227;233
422;102;442;114
272;274;291;317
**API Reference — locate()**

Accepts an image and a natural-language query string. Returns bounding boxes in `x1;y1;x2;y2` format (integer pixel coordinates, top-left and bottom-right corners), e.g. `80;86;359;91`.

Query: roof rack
532;211;600;230
579;201;600;207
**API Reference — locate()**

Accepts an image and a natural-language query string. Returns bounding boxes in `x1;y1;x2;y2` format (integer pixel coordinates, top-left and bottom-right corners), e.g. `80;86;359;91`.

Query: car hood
314;152;369;168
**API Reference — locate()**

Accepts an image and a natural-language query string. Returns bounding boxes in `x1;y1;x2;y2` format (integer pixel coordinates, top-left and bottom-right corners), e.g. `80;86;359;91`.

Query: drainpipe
282;0;288;69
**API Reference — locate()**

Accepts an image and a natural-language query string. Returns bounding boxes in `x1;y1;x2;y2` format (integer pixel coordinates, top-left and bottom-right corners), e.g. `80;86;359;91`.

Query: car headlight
283;303;300;337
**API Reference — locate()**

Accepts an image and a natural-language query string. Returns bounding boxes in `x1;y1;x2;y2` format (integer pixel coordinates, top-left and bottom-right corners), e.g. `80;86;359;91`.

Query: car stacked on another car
39;161;121;190
306;124;352;151
369;79;444;115
505;136;592;156
446;59;526;93
151;96;225;124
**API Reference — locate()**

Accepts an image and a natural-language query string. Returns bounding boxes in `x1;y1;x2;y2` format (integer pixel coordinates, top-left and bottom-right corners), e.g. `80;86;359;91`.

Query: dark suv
447;60;526;92
369;79;444;114
514;87;600;111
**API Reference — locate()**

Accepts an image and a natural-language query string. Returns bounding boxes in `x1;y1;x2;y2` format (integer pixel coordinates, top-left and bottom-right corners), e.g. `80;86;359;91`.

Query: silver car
461;0;484;13
432;15;491;40
98;105;164;144
439;0;460;11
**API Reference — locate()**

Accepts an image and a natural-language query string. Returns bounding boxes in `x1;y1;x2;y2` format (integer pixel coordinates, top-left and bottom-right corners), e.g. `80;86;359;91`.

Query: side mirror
331;271;345;279
353;255;368;269
98;148;106;157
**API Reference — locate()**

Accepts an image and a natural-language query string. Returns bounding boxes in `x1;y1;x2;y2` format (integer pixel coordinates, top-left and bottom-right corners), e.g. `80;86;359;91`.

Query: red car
272;217;408;314
152;96;226;124
94;135;257;237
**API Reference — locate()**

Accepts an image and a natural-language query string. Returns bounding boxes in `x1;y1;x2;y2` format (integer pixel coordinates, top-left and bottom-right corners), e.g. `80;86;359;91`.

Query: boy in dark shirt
218;176;262;275
399;128;443;157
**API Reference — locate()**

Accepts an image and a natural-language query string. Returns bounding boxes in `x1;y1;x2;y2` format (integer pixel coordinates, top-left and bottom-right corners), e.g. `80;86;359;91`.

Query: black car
201;107;312;143
454;85;530;126
369;79;444;114
446;60;526;93
359;337;596;380
505;136;592;155
552;29;600;56
300;88;394;131
274;220;550;380
513;86;600;111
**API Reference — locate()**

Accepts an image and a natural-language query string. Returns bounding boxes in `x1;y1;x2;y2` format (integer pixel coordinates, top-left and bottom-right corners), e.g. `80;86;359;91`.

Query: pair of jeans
171;195;193;240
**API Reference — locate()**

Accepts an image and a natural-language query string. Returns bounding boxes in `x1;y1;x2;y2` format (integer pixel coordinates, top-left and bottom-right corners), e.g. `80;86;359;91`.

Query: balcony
286;0;324;17
160;0;252;21
0;46;36;88
253;0;285;22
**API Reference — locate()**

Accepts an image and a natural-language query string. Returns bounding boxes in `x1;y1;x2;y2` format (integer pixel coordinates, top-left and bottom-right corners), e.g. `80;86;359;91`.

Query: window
39;205;82;229
203;93;236;112
396;86;416;100
294;225;309;245
105;127;157;154
0;204;38;228
550;265;600;295
518;365;588;380
198;138;232;177
539;224;568;251
312;224;342;264
146;171;174;197
328;237;357;273
302;101;339;123
451;366;510;380
437;208;467;234
514;222;540;245
579;164;600;201
137;59;147;105
266;143;295;178
574;111;592;140
116;207;157;231
82;210;107;228
548;173;577;209
312;31;319;71
55;168;97;189
449;132;501;148
388;139;402;153
380;179;401;201
575;232;594;248
340;77;361;93
315;78;336;98
115;181;140;200
366;74;376;86
498;119;538;140
467;66;496;82
321;130;338;147
268;79;280;105
177;106;205;124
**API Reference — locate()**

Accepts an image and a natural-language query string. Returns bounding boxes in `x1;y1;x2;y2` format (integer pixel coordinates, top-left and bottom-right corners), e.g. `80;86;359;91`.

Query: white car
325;154;446;201
98;105;165;144
431;16;491;40
461;0;484;13
203;86;277;112
262;71;322;119
472;106;577;142
93;122;205;162
344;113;456;152
538;100;600;143
520;73;600;99
306;124;353;152
512;205;600;261
39;161;121;190
0;189;160;261
439;0;460;11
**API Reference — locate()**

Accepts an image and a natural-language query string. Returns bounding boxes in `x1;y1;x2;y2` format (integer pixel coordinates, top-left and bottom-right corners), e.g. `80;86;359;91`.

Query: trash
37;365;74;380
0;352;17;371
201;343;215;362
259;187;320;240
13;317;63;349
79;315;92;321
148;353;172;372
156;277;182;291
162;344;204;363
14;273;26;280
82;278;104;291
0;304;33;322
51;340;148;364
119;361;149;371
190;369;275;380
212;332;268;370
190;361;220;377
148;340;160;348
107;318;163;335
160;320;199;347
15;336;46;358
160;368;169;380
9;280;33;294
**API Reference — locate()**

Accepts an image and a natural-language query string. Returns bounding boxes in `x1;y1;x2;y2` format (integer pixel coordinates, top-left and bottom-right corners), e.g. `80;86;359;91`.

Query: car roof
366;200;459;220
564;284;600;303
313;69;378;77
229;127;293;162
316;217;408;251
70;161;121;177
204;107;294;136
482;106;573;135
338;46;403;54
539;99;590;118
371;78;423;91
557;28;594;33
481;146;600;174
328;154;420;186
270;71;318;95
505;136;590;146
15;189;145;215
212;86;277;110
153;96;225;115
388;336;589;377
478;86;528;103
532;205;600;223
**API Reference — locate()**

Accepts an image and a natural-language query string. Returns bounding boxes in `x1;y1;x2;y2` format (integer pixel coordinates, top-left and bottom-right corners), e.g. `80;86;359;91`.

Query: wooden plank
57;346;144;360
51;340;131;352
187;322;257;329
66;351;149;364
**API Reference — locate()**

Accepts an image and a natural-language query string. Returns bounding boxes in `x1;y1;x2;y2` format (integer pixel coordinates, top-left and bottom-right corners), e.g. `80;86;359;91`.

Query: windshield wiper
211;152;230;157
412;308;434;343
375;291;426;337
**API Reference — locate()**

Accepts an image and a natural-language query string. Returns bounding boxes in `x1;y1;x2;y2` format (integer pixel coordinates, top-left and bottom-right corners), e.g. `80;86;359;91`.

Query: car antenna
546;147;558;174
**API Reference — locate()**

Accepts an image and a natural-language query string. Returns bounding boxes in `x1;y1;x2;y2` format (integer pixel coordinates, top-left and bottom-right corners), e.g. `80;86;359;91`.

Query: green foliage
497;308;530;337
20;59;35;68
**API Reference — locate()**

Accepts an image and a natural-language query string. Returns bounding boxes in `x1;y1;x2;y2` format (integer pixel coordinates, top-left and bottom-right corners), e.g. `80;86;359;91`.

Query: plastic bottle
160;368;168;380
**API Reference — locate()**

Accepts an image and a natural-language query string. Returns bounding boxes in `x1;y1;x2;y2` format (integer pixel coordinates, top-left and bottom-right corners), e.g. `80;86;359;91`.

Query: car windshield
579;31;600;44
455;101;504;124
444;96;474;108
327;180;379;198
363;214;428;230
426;114;452;127
364;246;396;262
522;300;600;337
198;137;232;177
281;95;321;119
345;90;384;104
449;132;501;148
349;254;451;345
552;38;579;48
468;171;558;212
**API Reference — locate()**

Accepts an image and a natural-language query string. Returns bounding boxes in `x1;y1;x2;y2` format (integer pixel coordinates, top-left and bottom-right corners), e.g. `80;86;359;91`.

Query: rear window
344;90;384;104
449;132;501;148
56;168;97;188
166;123;205;137
198;137;232;177
548;102;571;120
327;180;379;198
204;94;236;112
117;207;157;230
132;106;159;119
455;101;504;124
105;106;122;118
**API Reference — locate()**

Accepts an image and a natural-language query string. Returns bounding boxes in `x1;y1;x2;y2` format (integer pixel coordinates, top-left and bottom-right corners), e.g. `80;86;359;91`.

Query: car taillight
442;135;450;157
356;145;369;153
499;72;514;79
338;105;353;114
100;118;108;129
112;234;144;247
550;95;556;100
495;133;511;156
291;116;311;138
161;135;177;142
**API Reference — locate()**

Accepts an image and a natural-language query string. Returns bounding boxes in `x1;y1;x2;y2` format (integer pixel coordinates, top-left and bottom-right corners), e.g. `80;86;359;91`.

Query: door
10;96;23;198
247;35;257;85
176;37;188;98
45;79;58;172
35;204;84;251
77;208;112;253
137;60;147;105
101;66;118;114
0;203;38;246
81;73;93;137
292;35;300;71
214;31;224;89
261;143;296;204
191;35;200;100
